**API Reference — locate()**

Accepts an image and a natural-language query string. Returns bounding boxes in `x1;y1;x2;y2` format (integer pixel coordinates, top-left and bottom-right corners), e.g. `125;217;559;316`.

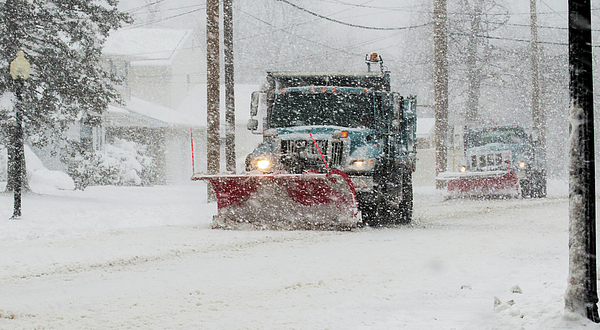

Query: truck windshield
466;128;525;148
271;91;374;128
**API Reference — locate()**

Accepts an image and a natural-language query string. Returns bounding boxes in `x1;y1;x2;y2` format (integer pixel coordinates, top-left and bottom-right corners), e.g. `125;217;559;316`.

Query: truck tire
358;176;402;226
531;172;547;198
520;179;531;198
398;172;413;224
523;172;546;198
379;179;403;225
357;192;378;226
361;164;413;226
373;171;412;226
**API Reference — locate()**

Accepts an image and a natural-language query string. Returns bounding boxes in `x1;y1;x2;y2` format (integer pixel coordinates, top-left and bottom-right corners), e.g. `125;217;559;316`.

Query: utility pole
530;0;545;150
224;0;235;173
434;0;448;176
206;0;220;175
565;0;599;322
465;0;482;124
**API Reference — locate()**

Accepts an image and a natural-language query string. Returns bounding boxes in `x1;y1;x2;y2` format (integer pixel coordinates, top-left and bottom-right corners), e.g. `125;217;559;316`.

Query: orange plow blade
192;169;361;230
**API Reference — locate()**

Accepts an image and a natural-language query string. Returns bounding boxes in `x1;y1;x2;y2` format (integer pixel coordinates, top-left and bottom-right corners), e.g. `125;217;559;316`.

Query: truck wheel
379;181;402;225
375;171;412;225
357;193;379;226
398;172;413;224
532;174;547;198
358;180;403;226
520;179;531;198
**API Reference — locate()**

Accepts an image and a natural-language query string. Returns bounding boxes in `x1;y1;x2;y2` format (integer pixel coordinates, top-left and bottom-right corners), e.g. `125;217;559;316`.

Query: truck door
403;97;417;156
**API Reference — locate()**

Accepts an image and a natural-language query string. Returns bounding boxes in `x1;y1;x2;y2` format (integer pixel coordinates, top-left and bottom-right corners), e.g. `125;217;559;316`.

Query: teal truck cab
440;125;547;198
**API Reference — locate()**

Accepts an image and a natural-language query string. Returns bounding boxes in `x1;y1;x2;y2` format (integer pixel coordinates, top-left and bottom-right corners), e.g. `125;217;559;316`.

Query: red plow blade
445;170;519;196
192;169;361;230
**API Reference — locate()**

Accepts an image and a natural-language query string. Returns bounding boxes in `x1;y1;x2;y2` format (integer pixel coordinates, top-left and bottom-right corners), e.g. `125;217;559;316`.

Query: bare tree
448;0;509;125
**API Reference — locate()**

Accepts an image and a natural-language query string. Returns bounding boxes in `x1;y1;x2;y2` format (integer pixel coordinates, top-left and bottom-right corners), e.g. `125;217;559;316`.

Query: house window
81;112;103;152
80;124;93;151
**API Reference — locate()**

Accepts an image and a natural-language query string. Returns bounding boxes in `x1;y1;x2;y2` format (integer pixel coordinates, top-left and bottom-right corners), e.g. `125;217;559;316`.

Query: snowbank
25;145;75;193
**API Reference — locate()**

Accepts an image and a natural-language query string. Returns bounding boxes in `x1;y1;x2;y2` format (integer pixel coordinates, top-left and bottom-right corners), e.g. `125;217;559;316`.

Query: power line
450;32;571;47
236;7;417;71
317;0;566;17
276;0;430;31
235;1;373;41
539;0;567;22
125;0;168;14
318;0;428;12
505;22;567;30
122;7;205;30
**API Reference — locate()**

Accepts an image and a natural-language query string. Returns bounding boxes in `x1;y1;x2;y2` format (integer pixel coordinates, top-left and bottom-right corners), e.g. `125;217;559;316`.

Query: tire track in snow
0;228;344;284
413;196;568;228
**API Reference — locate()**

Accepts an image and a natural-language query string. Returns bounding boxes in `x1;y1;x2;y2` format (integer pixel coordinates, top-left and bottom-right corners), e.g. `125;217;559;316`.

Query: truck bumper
350;176;375;193
438;170;519;196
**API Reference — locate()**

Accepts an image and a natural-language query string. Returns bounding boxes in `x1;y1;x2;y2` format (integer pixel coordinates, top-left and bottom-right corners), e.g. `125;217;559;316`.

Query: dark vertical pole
531;0;545;150
11;79;23;219
465;1;481;124
206;0;220;175
434;0;448;176
565;0;599;322
223;0;235;173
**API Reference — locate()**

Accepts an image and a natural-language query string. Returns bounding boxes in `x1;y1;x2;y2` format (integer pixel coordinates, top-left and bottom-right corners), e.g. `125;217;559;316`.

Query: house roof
177;84;259;126
106;84;260;128
106;97;187;128
416;117;435;138
103;28;192;66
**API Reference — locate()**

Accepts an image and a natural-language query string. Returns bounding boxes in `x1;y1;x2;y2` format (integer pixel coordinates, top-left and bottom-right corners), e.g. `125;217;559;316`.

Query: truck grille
329;141;344;166
470;152;509;171
280;139;344;173
281;139;328;156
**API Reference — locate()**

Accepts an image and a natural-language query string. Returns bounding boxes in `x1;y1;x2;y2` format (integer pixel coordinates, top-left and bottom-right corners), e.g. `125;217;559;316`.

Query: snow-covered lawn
0;179;597;329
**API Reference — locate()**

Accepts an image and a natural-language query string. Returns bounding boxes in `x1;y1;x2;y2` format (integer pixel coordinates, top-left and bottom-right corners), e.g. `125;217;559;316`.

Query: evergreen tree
0;0;132;191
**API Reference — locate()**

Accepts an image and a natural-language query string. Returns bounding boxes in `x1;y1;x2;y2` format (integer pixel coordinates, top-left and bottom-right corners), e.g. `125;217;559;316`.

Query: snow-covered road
0;182;596;329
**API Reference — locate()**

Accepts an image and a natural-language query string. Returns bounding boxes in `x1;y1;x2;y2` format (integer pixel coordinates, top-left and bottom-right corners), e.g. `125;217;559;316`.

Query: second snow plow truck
438;125;547;198
193;54;417;229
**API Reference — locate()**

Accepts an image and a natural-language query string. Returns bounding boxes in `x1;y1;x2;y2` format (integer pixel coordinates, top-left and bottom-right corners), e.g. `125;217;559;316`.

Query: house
414;117;436;186
102;28;205;109
104;84;261;184
99;28;261;185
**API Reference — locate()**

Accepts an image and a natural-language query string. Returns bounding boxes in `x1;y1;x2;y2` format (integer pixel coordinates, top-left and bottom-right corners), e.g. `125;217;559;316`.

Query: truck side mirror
250;91;261;117
247;119;259;131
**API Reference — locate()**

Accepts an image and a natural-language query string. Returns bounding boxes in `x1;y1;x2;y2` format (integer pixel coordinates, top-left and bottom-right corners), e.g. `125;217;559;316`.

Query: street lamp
9;50;30;219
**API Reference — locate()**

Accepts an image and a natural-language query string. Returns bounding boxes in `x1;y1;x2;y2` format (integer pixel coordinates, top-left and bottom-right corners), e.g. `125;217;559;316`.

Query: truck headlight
353;160;366;167
256;159;270;170
347;158;375;172
459;165;467;173
251;157;272;172
518;161;526;169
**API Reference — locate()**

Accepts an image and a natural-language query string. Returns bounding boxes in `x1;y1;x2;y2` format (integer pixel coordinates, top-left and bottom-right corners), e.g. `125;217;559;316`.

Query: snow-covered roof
103;28;192;66
106;97;187;128
177;84;260;126
417;117;435;138
106;84;260;128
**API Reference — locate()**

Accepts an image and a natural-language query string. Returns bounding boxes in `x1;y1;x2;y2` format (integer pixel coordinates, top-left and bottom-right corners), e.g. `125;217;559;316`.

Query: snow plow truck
438;125;547;198
192;54;417;229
